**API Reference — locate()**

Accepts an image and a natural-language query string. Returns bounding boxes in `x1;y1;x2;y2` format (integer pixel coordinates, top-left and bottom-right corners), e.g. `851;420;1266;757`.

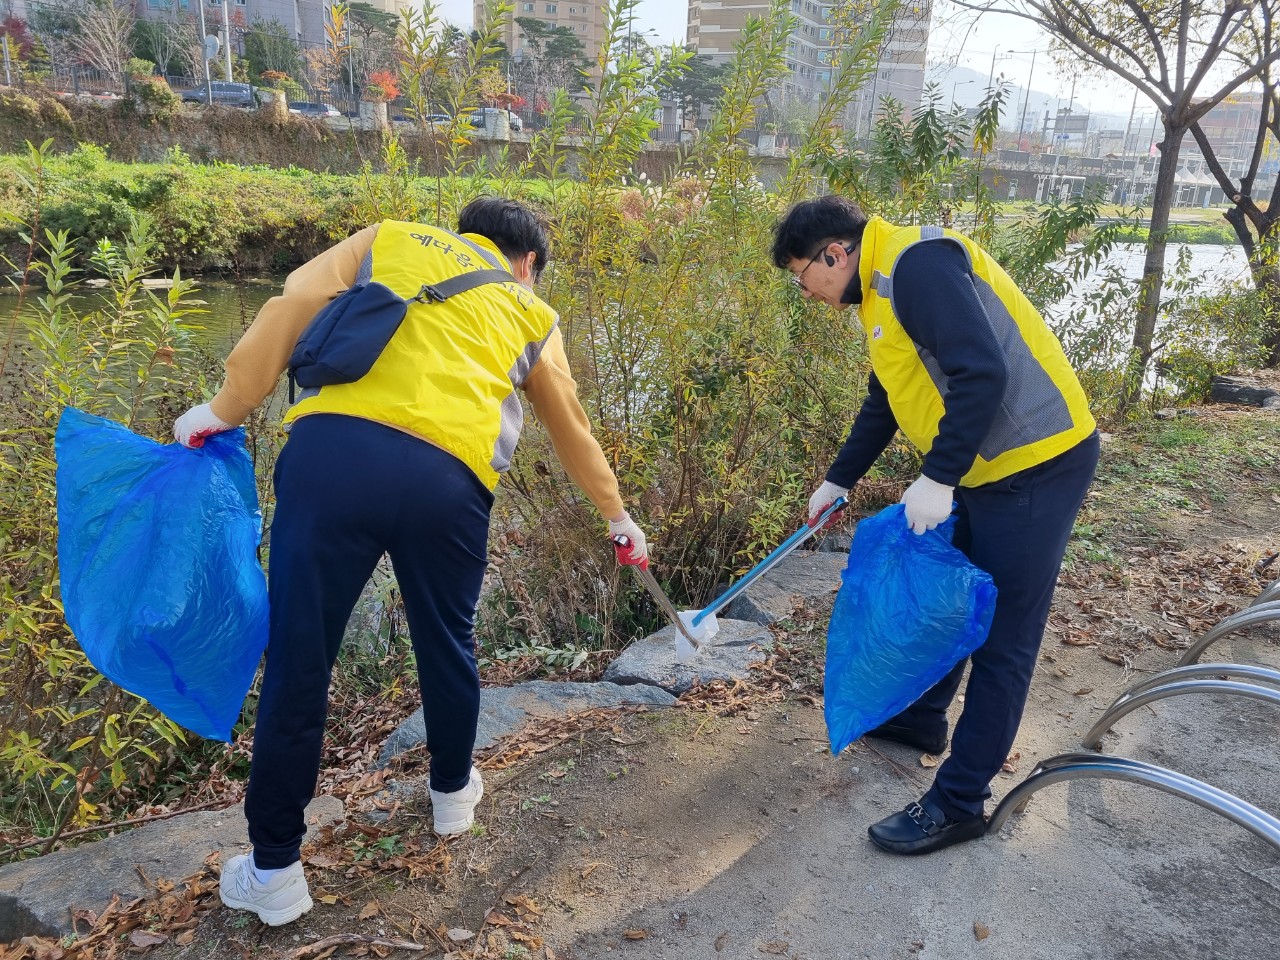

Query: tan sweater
209;224;625;519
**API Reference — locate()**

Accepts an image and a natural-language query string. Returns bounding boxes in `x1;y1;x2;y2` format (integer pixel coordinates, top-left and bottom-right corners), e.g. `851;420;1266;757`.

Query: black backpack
287;254;514;403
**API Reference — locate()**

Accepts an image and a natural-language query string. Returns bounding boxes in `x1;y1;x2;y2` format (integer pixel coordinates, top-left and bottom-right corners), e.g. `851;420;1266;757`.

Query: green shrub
125;58;156;81
0;143;207;849
129;76;181;121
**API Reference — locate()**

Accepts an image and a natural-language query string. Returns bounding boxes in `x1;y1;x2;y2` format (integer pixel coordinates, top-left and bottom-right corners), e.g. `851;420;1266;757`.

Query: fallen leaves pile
1054;544;1278;665
0;857;222;960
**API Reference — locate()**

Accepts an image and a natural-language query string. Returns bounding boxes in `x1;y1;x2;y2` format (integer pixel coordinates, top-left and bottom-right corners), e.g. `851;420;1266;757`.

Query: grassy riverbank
1108;222;1240;245
0;145;559;274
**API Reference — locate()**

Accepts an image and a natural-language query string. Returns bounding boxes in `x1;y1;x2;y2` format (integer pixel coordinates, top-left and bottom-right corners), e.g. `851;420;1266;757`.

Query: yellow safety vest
857;217;1095;487
284;220;559;490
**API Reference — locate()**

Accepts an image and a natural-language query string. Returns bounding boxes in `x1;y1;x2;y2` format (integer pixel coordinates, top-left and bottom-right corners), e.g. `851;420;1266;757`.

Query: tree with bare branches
953;0;1280;406
1185;7;1280;365
75;0;135;86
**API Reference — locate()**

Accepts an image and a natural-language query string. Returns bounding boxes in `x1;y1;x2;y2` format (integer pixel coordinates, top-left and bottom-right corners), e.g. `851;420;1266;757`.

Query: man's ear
514;251;537;286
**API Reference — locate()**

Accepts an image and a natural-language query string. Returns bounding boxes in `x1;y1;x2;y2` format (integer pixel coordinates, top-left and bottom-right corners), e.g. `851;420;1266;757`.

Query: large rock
722;550;847;625
379;680;677;767
602;620;774;695
0;796;342;940
1209;375;1280;408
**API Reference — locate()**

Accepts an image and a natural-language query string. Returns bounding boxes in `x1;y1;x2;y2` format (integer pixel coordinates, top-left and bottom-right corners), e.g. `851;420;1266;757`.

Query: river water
2;243;1252;359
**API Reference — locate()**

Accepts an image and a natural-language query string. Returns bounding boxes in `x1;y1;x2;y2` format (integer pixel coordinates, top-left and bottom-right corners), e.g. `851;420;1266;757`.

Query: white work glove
900;474;955;535
173;403;233;449
608;513;649;567
807;480;849;527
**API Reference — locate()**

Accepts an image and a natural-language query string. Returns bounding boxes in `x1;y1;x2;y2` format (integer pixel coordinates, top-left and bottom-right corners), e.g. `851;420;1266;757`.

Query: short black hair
457;197;550;277
771;195;868;269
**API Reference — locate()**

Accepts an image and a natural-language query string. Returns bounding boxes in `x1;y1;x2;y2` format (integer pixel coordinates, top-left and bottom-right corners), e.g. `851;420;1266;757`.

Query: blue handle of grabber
691;496;848;628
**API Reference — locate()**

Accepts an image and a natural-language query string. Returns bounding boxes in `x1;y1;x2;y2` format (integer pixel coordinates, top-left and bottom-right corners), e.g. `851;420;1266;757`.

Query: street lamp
950;78;976;111
1016;50;1041;147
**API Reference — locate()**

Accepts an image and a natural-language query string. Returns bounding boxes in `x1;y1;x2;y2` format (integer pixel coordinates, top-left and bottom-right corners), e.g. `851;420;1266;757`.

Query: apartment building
130;0;409;51
486;0;608;65
688;0;931;126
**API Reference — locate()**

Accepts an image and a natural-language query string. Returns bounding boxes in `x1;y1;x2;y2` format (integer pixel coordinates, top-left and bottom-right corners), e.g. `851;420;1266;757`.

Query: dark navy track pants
245;414;492;869
891;432;1100;822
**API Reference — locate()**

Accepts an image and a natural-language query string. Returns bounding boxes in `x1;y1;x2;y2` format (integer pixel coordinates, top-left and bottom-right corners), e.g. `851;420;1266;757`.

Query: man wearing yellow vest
172;198;648;925
774;195;1099;856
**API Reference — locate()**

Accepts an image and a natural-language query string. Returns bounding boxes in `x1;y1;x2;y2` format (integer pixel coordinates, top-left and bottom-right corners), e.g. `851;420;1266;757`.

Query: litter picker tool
611;537;705;662
682;496;849;645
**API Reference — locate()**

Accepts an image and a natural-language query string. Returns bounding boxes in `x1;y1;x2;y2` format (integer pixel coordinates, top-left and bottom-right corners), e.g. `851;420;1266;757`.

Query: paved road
532;641;1280;960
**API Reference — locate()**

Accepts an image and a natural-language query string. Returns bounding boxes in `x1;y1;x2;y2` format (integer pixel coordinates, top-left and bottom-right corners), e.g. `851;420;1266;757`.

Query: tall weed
0;142;205;850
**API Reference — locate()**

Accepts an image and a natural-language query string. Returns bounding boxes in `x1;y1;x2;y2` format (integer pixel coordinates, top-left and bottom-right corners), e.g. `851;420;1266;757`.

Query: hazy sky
434;0;1162;120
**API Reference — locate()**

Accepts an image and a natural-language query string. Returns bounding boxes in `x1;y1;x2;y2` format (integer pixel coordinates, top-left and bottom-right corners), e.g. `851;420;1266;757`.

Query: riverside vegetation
1;0;1276;859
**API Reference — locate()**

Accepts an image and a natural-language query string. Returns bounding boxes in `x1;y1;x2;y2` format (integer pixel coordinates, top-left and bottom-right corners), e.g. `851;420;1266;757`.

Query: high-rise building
128;0;412;52
488;0;608;66
687;0;931;128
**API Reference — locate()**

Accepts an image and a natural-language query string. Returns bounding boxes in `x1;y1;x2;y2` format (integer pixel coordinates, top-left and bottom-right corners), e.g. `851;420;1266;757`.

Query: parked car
289;101;341;119
181;82;258;108
390;112;455;127
472;107;522;131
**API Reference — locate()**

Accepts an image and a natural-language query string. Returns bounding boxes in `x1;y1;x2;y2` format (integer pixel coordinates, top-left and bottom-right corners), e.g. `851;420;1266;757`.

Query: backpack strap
355;250;374;284
410;268;515;303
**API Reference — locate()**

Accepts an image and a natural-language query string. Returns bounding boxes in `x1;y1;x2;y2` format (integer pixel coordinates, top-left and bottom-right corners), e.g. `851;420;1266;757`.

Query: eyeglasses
790;241;855;291
791;247;827;290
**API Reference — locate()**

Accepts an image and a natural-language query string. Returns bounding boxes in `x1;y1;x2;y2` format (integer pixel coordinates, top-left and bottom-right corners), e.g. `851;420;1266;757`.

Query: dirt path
49;407;1280;960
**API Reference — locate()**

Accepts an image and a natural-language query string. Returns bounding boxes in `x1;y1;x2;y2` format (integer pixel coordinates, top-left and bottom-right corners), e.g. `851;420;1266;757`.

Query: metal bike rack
1103;662;1280;702
1253;578;1280;608
988;752;1280;853
1082;678;1280;749
1176;600;1280;666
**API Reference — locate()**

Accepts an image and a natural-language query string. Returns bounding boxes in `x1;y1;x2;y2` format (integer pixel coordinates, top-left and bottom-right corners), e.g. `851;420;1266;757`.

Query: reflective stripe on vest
282;220;559;489
857;217;1095;486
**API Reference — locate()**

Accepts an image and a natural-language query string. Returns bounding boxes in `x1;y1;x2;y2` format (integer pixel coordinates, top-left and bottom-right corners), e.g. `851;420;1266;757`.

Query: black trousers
891;432;1100;821
245;415;492;869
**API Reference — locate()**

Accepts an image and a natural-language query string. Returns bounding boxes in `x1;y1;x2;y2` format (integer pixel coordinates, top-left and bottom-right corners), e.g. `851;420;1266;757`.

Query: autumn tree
1185;5;1280;365
956;0;1280;405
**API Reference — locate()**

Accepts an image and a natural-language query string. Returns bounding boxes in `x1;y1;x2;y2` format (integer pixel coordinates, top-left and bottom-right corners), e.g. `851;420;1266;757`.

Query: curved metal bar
1176;601;1280;666
988;752;1280;852
1253;579;1280;607
1110;662;1280;702
1082;679;1280;749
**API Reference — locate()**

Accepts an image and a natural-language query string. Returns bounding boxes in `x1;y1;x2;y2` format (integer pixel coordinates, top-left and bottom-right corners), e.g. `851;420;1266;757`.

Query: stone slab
0;796;343;940
602;620;775;695
722;549;847;626
378;680;677;767
1209;374;1280;407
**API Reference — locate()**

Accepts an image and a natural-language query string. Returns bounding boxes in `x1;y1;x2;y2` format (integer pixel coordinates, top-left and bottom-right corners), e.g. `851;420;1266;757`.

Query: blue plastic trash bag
55;407;269;741
824;503;997;755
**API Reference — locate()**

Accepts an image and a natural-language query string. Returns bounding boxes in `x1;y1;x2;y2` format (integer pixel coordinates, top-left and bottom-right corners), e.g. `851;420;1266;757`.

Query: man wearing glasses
173;198;648;924
774;195;1099;856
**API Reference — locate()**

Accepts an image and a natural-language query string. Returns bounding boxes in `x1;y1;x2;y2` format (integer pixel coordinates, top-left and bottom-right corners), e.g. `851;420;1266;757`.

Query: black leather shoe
864;721;947;755
867;799;986;856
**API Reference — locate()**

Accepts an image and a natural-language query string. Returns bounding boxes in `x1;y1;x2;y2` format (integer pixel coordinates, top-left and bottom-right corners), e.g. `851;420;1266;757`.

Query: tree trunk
1119;121;1185;415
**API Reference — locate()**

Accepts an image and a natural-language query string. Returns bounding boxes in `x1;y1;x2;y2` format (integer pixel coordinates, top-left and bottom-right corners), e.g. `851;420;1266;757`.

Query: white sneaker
219;854;313;926
430;766;484;836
